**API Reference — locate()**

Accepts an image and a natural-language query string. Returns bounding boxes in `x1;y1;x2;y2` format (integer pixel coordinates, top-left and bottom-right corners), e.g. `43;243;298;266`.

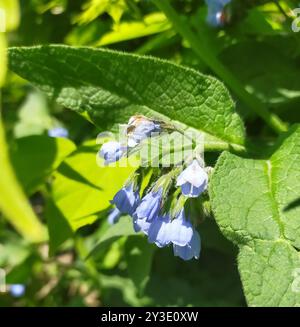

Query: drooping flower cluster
205;0;231;27
99;115;208;261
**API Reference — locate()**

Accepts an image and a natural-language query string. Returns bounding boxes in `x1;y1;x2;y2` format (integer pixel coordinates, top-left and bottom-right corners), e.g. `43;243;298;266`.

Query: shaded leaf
125;236;155;292
10;135;76;195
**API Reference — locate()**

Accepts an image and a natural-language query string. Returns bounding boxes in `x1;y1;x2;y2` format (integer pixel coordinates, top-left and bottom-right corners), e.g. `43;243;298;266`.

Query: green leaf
8;45;245;147
74;0;126;25
48;141;137;231
89;216;136;257
210;125;300;306
10;135;76;195
13;91;52;138
238;240;300;307
45;198;73;256
95;12;171;46
125;236;155;292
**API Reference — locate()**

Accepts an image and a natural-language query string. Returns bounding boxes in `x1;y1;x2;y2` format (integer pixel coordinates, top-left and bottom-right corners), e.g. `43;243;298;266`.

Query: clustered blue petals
108;183;201;260
142;209;200;260
205;0;231;27
100;116;208;261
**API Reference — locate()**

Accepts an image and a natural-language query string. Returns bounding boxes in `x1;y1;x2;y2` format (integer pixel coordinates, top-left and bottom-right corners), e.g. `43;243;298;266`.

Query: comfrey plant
100;115;209;261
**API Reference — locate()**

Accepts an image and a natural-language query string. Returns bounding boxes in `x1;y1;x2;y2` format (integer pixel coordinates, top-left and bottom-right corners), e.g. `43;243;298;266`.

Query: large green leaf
10;135;76;195
210;125;300;306
47;141;137;231
8;45;245;147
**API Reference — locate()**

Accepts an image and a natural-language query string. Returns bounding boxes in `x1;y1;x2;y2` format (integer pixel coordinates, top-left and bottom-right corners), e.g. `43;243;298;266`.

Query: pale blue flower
147;215;172;248
173;229;201;261
10;284;26;297
100;141;127;164
176;159;208;198
134;188;163;222
205;0;231;27
111;183;140;215
168;209;193;246
108;207;121;225
48;127;69;138
127;117;161;147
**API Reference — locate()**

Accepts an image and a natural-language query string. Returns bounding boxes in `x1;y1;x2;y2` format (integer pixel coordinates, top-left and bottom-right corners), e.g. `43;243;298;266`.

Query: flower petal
111;183;140;215
108;208;121;225
169;210;193;246
133;216;151;235
135;189;162;221
148;215;171;248
173;230;201;260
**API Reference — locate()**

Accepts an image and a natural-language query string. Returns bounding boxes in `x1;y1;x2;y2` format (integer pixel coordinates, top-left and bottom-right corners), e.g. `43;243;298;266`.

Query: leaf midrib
265;160;286;239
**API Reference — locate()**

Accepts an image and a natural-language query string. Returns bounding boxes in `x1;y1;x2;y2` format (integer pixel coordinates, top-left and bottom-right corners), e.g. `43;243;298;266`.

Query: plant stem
151;0;288;134
174;125;248;154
